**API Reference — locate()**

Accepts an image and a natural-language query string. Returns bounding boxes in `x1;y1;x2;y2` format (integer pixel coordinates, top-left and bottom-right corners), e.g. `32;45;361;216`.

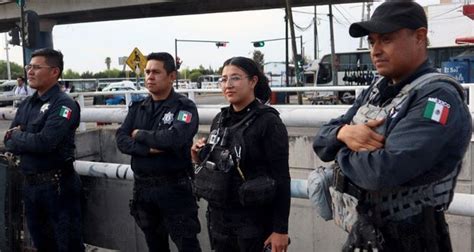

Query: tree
80;71;94;79
105;57;111;70
189;71;202;82
62;69;81;79
252;50;264;70
0;60;23;80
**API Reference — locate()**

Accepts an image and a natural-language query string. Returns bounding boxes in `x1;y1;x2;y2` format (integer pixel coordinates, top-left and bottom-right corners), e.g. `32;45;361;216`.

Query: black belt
334;166;365;200
24;163;75;186
134;171;188;187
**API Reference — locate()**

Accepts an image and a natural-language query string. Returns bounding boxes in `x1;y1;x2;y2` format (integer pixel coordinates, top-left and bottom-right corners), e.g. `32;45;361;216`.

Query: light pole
174;39;229;89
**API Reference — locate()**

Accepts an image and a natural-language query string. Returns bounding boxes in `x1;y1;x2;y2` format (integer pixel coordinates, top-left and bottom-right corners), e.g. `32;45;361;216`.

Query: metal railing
73;160;474;217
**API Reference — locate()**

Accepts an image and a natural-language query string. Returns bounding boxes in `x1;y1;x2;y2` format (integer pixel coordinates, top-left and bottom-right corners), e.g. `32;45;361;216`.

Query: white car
0;80;35;107
102;80;140;91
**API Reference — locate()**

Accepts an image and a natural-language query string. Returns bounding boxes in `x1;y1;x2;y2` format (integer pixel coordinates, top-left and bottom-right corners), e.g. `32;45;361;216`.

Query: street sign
126;47;147;74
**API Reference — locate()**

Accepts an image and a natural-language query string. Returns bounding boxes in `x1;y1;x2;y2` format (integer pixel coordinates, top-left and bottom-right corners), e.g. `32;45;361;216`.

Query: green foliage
180;65;219;82
188;71;202;82
0;60;24;80
62;69;81;79
93;69;122;79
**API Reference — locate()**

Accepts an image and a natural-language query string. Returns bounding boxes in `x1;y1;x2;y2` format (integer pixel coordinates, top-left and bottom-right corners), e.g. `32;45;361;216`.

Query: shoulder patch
177;110;192;123
423;97;450;125
59;105;73;120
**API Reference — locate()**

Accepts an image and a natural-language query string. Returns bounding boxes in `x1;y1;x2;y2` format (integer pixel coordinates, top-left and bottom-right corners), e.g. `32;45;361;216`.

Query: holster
238;175;276;207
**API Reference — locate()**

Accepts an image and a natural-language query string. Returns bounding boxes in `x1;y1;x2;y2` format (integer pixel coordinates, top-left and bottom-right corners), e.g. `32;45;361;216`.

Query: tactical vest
351;73;464;222
193;106;260;206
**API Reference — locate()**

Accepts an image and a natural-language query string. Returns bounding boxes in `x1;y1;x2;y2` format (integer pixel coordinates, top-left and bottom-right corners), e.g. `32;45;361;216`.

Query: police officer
4;48;84;251
191;57;290;252
116;52;201;252
313;2;471;251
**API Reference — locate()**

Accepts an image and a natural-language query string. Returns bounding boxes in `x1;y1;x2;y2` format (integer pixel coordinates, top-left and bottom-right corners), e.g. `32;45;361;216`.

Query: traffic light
8;26;20;46
24;10;39;48
16;0;25;7
215;42;227;48
253;41;265;47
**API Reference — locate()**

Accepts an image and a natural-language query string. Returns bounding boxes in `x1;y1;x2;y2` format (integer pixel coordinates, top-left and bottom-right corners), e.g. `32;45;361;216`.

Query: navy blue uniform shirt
116;89;199;177
313;62;472;190
5;84;80;175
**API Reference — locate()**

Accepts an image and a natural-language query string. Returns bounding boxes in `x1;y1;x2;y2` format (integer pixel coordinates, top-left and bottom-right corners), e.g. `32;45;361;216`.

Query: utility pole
285;0;303;104
359;2;366;49
285;13;289;89
328;4;337;86
314;5;319;60
4;33;11;80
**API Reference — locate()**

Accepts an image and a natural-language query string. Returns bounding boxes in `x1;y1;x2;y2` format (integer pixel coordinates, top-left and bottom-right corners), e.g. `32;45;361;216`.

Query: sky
0;0;472;74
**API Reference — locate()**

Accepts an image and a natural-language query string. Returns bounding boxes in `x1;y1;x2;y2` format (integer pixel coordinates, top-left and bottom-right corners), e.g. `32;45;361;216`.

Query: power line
333;6;352;27
295;18;314;32
339;4;358;21
430;5;462;19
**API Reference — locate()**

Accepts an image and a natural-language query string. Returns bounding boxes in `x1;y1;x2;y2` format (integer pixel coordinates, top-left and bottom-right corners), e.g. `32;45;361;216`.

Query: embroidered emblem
177;110;192;123
40;103;50;113
59;106;72;120
162;112;174;124
423;97;450;125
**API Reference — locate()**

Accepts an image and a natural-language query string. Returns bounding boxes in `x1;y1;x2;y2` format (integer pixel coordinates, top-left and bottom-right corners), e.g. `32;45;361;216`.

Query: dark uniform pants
208;206;270;252
130;177;201;252
379;208;452;252
23;172;85;252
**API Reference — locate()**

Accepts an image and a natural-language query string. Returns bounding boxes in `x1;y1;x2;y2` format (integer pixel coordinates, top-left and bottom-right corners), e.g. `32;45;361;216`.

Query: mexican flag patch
177;110;192;123
59;105;72;120
423;97;450;125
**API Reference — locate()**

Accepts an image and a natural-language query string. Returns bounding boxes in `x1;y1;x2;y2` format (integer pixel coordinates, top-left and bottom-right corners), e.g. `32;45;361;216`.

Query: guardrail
73;160;474;217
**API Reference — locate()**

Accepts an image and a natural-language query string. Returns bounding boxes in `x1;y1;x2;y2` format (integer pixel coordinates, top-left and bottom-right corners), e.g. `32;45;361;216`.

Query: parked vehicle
103;80;140;91
196;75;220;89
103;86;147;105
0;81;17;106
0;80;35;107
306;44;474;104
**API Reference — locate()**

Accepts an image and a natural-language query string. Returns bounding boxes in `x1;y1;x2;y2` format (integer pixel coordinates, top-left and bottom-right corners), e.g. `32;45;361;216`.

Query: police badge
40;103;50;113
162;112;174;124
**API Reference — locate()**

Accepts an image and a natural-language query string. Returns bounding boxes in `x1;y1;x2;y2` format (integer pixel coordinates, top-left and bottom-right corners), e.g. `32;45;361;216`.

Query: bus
306;44;474;104
197;75;220;89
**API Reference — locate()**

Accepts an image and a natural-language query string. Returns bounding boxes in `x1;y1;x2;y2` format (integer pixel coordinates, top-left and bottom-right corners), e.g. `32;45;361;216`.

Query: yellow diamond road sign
126;47;147;74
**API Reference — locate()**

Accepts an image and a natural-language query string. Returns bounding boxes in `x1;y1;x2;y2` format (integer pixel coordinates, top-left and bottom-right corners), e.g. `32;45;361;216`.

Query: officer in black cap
116;52;201;251
4;48;84;251
313;1;471;251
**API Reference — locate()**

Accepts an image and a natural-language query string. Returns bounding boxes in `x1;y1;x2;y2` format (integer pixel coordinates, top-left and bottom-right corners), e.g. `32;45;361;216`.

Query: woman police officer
191;57;290;252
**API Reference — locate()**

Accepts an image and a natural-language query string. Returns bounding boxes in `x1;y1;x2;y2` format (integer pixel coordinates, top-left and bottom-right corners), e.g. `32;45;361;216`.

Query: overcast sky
0;0;471;74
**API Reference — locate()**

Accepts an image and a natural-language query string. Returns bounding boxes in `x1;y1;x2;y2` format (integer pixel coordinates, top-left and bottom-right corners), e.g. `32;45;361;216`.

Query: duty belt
134;171;188;187
334;167;365;200
24;162;75;186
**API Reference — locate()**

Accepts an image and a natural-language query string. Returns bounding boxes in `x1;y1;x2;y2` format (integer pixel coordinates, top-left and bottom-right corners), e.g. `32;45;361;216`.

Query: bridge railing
73;160;474;217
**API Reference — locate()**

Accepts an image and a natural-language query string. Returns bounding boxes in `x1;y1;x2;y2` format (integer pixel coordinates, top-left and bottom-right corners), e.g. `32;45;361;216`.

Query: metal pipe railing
73;160;474;217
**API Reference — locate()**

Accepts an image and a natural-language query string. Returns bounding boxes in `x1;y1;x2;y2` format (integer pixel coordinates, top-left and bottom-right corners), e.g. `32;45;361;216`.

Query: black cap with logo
349;1;428;38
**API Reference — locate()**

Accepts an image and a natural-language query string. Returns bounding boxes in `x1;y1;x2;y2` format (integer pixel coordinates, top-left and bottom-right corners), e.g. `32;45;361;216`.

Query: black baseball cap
349;1;427;38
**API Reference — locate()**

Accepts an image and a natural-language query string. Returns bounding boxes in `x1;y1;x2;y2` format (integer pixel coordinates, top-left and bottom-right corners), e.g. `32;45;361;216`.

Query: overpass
0;0;364;32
